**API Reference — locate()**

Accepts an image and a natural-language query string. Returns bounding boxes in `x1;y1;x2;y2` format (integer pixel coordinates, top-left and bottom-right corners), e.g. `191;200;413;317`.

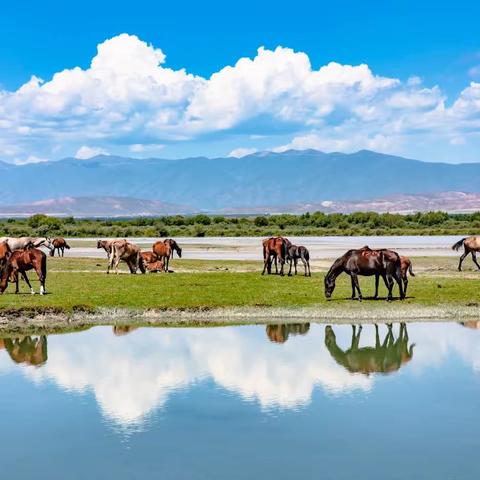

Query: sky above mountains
1;0;480;164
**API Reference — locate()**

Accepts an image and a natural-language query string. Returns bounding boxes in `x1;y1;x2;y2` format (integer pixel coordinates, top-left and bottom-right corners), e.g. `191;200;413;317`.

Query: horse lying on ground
152;239;182;272
452;236;480;271
140;252;165;273
262;237;291;276
50;237;70;257
0;248;47;295
324;247;404;301
0;236;52;252
286;245;311;276
108;241;145;274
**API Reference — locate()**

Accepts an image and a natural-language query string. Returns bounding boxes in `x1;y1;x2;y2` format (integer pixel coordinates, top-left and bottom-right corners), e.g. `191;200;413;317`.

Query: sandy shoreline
1;304;478;335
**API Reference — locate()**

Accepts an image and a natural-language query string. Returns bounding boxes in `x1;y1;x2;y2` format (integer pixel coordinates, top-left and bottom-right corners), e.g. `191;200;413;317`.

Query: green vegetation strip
0;257;479;316
2;210;480;237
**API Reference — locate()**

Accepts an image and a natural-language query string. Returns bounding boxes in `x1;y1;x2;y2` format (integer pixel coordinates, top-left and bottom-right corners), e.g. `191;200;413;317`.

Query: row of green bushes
0;212;479;238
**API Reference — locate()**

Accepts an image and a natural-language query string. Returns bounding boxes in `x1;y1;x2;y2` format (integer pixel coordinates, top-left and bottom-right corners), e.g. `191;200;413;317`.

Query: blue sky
1;0;480;163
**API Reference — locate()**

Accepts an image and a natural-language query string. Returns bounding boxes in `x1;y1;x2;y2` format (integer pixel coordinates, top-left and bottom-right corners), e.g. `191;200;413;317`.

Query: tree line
0;211;479;238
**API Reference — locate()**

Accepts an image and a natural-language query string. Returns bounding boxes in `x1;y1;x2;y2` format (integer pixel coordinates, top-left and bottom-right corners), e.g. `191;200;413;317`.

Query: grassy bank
0;257;479;314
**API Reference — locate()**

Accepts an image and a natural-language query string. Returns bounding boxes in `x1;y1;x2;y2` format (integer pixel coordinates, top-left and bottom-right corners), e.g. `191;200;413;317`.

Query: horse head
324;269;337;298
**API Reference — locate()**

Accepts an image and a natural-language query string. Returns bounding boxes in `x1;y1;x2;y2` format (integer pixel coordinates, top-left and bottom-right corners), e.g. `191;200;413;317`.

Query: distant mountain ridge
1;149;480;210
2;191;480;217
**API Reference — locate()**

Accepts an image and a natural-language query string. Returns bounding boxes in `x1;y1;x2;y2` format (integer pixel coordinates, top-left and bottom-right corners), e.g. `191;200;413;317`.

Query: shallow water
69;235;462;259
0;322;479;479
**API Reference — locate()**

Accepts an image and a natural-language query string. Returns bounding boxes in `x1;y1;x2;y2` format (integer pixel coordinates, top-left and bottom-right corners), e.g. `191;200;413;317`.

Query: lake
0;321;479;479
70;235;462;260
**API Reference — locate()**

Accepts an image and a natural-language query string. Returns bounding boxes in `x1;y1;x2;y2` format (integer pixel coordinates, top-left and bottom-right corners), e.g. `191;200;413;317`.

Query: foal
286;245;311;276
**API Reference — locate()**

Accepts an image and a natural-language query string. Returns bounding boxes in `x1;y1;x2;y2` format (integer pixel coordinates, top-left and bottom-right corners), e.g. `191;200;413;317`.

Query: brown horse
49;237;71;257
140;251;165;273
108;241;145;274
325;323;414;375
152;239;182;272
113;326;139;336
262;237;291;276
266;323;310;344
0;248;47;295
452;236;480;271
0;241;11;271
3;336;48;366
324;248;404;301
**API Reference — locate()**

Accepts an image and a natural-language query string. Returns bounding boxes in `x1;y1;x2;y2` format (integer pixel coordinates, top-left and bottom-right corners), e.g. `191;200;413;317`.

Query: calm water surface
0;322;479;479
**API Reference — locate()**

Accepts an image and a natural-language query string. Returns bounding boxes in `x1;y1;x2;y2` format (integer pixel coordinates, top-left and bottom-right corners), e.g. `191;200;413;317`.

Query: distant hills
1;192;480;217
1;149;480;214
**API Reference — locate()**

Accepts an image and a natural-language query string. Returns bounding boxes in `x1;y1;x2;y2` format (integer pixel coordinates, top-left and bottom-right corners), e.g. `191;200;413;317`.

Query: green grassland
0;256;479;314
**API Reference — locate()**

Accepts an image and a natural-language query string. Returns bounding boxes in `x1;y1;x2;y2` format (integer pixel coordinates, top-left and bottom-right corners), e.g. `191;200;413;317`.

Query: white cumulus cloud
0;34;480;162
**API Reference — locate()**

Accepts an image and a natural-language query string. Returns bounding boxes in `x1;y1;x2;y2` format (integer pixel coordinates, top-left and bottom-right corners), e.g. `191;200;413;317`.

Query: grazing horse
286;245;311;276
108;241;145;274
324;248;404;301
97;239;121;257
452;236;480;271
0;236;52;252
0;241;11;272
49;237;70;257
3;336;47;366
266;323;310;344
325;324;415;375
0;248;47;295
152;239;182;272
262;237;291;276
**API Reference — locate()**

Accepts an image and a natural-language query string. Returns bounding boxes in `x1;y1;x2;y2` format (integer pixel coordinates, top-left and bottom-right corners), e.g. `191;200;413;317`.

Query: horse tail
281;240;288;262
452;238;467;251
41;252;47;280
304;248;310;262
408;263;415;277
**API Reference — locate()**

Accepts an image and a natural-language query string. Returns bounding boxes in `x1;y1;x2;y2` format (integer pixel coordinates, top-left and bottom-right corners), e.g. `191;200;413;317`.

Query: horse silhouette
324;323;414;375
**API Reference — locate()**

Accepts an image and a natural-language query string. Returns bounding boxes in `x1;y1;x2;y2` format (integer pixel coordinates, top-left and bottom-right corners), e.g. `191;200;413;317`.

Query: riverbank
0;257;479;333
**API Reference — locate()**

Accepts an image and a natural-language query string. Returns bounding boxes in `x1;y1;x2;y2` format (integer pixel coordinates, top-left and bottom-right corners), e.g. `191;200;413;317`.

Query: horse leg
294;258;298;275
36;265;46;295
307;259;311;277
279;258;285;276
350;276;356;299
351;273;362;301
375;324;380;348
21;272;34;294
288;258;293;276
374;274;380;299
262;255;270;275
458;247;469;271
471;251;480;270
403;275;408;296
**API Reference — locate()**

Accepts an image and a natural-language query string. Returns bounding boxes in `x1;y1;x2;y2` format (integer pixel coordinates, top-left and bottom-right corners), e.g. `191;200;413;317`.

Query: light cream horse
108;241;145;274
452;236;480;271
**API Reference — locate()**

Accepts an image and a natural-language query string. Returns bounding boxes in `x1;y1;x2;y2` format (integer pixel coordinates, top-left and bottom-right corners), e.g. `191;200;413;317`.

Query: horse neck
326;260;344;282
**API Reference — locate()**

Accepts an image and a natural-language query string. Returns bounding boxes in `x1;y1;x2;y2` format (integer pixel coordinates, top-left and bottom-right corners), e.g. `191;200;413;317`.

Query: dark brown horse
286;245;311;277
262;237;291;276
152;239;182;272
0;248;47;295
49;237;71;257
325;323;414;375
324;248;404;301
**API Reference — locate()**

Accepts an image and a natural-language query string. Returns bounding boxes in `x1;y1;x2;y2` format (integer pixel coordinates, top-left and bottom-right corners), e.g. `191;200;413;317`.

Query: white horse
0;237;53;252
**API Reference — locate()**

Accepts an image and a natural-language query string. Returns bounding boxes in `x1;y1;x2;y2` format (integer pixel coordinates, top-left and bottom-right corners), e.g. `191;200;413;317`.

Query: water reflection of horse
324;324;414;375
0;336;47;366
266;323;310;343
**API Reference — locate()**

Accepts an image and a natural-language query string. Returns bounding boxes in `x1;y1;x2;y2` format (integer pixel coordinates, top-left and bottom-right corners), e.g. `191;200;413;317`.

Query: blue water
0;322;479;479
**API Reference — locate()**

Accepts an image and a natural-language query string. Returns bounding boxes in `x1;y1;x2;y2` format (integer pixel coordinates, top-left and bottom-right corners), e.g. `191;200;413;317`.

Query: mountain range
1;149;480;213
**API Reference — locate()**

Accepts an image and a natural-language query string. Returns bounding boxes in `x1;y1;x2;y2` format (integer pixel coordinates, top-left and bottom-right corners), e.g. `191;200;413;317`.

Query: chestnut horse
452;236;480;271
152;239;182;272
0;241;11;271
0;248;47;295
262;237;291;276
49;237;71;257
324;248;404;301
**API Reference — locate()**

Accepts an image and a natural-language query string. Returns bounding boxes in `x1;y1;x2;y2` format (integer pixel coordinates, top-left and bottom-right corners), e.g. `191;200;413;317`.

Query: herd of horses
0;233;479;299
